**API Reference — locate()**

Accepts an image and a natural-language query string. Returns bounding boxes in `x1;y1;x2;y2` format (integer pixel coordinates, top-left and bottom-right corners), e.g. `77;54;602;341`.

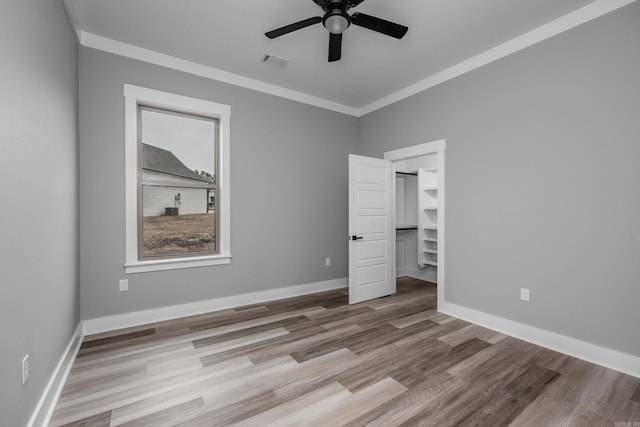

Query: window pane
139;107;217;258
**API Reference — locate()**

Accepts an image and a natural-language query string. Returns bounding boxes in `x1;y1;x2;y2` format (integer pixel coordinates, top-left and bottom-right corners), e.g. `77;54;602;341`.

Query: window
124;85;230;273
139;107;217;258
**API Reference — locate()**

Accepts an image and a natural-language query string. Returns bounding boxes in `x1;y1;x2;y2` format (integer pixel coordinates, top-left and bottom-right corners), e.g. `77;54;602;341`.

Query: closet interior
394;152;440;283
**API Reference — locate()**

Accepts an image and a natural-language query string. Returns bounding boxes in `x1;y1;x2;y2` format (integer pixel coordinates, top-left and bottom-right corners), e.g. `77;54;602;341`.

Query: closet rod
395;171;417;176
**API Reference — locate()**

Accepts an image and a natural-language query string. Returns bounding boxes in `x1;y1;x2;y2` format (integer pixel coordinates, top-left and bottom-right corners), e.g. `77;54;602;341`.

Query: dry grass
142;212;215;257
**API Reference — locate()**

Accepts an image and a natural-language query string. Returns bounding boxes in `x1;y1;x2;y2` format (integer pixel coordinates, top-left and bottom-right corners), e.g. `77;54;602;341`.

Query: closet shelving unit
418;168;438;268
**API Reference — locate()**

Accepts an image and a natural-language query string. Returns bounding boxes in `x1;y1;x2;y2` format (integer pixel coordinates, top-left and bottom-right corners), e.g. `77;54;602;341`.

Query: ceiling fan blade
328;32;342;62
351;12;408;39
265;16;322;39
346;0;366;7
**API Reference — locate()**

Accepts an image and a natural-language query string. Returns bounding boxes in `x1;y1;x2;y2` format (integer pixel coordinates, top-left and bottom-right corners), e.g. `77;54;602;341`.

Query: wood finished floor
51;277;640;426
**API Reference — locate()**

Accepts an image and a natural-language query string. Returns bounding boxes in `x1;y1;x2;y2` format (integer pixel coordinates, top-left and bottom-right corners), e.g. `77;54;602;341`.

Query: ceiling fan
265;0;408;62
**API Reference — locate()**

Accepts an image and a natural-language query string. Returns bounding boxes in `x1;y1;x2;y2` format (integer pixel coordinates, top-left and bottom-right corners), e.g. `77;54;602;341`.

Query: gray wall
0;0;80;425
79;48;358;319
357;3;640;356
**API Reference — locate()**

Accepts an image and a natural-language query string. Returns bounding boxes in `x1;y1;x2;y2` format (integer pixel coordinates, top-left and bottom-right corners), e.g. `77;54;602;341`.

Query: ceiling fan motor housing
323;11;350;34
322;0;351;34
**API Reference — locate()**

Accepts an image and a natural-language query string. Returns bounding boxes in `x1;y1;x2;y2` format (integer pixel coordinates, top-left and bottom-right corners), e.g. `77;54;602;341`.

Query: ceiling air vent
260;54;290;68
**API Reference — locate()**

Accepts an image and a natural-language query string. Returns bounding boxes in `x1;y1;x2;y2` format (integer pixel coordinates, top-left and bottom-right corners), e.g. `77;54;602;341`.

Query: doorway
384;139;446;309
347;139;446;307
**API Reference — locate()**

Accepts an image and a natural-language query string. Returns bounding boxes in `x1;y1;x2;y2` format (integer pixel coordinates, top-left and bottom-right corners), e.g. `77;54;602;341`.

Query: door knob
350;235;364;241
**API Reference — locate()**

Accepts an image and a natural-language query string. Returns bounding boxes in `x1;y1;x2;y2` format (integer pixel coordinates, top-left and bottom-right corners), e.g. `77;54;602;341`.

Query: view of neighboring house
141;143;214;216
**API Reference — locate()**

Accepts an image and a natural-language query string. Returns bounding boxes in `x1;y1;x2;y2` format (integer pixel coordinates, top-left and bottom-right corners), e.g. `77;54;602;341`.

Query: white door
348;154;395;304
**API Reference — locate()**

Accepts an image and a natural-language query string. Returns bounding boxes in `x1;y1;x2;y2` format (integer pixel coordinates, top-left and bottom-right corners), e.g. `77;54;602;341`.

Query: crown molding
79;31;361;117
69;0;636;117
63;0;81;42
359;0;637;116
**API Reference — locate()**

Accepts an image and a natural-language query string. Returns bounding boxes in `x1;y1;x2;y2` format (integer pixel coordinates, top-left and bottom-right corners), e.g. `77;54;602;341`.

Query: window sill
124;254;231;274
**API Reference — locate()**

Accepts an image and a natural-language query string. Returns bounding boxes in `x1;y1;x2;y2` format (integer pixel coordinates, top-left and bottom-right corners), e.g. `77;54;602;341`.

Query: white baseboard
28;322;84;427
397;268;437;283
439;301;640;379
404;268;437;283
83;278;348;335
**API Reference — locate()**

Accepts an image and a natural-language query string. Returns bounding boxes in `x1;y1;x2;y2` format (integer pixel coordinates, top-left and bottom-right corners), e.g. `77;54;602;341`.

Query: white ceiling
66;0;625;114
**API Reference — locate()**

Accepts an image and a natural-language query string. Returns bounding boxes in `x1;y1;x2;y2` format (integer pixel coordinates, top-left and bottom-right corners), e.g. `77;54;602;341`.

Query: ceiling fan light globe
324;12;350;34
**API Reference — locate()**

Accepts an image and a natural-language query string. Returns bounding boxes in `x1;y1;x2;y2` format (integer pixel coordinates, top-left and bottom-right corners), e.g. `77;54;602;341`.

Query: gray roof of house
142;143;210;182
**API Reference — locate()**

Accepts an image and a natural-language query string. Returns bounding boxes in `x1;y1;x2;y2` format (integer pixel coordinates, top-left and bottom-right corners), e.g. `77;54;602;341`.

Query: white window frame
124;84;231;273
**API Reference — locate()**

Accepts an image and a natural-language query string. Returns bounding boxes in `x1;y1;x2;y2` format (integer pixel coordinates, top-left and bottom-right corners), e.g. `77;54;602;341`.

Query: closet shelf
396;225;418;230
423;226;438;230
423;187;438;192
423;237;438;242
423;206;438;210
423;249;438;254
422;260;438;267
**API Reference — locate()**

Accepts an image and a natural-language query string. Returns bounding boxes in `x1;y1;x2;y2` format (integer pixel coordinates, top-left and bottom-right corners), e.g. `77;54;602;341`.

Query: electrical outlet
325;258;331;267
119;279;129;292
22;355;29;385
520;288;530;302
